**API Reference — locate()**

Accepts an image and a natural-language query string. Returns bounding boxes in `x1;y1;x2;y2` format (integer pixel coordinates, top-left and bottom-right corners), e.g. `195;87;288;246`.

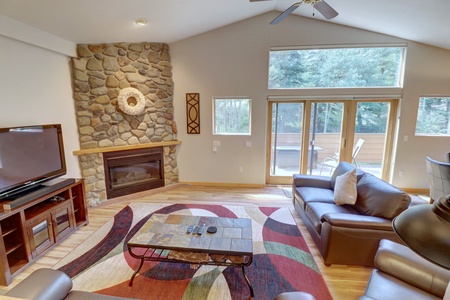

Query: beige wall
0;35;81;179
171;12;450;189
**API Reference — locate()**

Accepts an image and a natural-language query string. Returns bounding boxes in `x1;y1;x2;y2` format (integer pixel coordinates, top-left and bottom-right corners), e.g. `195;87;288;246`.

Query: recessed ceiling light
135;18;149;26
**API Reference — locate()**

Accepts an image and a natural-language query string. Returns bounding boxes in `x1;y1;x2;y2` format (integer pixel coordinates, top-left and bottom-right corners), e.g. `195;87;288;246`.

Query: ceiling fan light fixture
303;0;323;4
262;0;338;24
135;18;149;26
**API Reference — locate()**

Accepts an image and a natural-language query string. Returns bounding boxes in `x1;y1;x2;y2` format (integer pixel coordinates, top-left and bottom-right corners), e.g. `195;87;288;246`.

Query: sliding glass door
266;99;398;184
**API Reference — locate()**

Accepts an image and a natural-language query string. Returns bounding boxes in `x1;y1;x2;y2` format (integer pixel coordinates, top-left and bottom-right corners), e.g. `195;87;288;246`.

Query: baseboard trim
179;181;266;188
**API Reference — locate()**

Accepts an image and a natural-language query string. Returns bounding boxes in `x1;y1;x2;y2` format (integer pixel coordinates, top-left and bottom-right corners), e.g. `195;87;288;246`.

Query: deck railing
272;133;385;163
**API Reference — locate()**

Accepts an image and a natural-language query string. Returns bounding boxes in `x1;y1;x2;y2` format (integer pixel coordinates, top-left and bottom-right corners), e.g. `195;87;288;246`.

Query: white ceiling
1;0;450;50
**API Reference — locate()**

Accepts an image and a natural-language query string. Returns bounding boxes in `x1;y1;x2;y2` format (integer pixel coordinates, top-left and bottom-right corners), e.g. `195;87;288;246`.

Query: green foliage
355;102;388;133
269;47;404;88
214;99;250;134
272;102;303;133
272;101;389;134
416;98;450;135
310;103;343;133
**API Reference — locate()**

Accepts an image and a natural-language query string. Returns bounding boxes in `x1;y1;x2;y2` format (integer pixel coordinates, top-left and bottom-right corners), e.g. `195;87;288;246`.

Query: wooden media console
0;179;88;285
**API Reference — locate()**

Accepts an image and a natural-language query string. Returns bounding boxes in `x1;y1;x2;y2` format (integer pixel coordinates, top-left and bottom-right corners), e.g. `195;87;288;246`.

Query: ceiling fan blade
313;1;339;20
270;2;301;25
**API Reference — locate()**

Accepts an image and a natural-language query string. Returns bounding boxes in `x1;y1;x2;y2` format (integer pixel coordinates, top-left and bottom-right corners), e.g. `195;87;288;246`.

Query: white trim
267;94;402;101
212;97;252;136
0;16;76;57
270;43;408;51
419;95;450;98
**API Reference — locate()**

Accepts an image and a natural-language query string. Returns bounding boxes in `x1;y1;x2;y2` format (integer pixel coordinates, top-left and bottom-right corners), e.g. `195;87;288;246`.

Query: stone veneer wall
72;43;178;206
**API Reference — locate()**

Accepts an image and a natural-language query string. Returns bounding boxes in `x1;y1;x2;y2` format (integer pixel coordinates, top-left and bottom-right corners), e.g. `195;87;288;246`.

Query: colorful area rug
54;203;332;300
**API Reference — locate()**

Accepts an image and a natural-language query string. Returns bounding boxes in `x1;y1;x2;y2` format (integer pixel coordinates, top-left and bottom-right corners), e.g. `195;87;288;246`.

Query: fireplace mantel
72;140;182;156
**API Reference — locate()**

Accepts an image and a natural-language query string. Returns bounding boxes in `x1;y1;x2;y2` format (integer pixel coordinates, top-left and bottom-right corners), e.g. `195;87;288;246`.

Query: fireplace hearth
103;147;164;199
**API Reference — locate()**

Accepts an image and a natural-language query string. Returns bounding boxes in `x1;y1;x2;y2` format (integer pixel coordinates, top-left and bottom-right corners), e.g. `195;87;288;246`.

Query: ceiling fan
250;0;339;25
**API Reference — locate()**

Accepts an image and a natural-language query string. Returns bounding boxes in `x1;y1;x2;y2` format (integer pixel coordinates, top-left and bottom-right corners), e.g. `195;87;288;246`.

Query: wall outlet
403;135;408;142
213;140;220;147
246;141;252;147
239;166;243;173
399;170;404;177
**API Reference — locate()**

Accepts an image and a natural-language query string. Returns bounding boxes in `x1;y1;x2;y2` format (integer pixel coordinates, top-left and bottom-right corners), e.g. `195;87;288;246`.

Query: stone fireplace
71;42;179;206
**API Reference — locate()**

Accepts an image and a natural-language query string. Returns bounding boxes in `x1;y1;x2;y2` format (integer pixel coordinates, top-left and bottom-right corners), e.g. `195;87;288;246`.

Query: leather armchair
425;156;450;203
360;239;450;300
5;268;136;300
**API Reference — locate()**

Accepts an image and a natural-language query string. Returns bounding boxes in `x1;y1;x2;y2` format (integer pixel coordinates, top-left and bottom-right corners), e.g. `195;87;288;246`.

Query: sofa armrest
374;239;450;298
293;174;332;189
5;268;72;300
321;213;393;231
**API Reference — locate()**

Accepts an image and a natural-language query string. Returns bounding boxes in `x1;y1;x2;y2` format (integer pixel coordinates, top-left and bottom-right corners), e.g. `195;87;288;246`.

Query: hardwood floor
0;184;372;299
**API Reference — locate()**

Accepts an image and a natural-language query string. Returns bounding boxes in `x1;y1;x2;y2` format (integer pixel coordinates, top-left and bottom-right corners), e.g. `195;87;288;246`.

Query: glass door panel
32;220;50;249
27;215;53;258
270;102;304;176
309;102;344;175
353;101;390;178
53;205;73;241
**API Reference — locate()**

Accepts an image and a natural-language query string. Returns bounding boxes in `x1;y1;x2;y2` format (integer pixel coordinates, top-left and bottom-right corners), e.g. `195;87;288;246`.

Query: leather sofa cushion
296;187;334;205
355;173;411;220
305;202;359;234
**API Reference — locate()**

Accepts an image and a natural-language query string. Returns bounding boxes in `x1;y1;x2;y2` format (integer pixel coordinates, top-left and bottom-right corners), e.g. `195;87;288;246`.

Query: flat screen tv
0;124;67;200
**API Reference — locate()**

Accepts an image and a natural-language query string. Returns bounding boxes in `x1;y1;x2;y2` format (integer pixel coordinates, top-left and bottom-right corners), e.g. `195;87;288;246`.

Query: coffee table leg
241;266;254;297
129;257;145;287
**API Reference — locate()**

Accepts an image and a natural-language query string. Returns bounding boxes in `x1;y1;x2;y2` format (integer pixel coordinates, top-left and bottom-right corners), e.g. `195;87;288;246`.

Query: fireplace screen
103;147;164;199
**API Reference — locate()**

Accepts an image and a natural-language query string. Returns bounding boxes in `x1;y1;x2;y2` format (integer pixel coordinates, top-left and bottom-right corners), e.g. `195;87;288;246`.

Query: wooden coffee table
127;213;254;297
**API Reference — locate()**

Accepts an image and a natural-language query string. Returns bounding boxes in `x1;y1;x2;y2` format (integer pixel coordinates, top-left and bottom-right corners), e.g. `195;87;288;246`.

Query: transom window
213;98;251;135
415;97;450;136
269;46;406;89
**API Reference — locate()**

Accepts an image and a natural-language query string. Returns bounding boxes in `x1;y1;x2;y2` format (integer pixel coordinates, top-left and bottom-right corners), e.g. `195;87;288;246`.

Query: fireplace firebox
103;147;164;199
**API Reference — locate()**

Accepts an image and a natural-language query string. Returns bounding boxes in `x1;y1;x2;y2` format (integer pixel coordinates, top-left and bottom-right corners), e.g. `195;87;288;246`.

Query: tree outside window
269;46;405;89
416;97;450;136
213;98;251;135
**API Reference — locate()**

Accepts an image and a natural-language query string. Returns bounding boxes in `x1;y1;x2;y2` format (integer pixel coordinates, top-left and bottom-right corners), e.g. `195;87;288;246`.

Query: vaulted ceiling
1;0;450;50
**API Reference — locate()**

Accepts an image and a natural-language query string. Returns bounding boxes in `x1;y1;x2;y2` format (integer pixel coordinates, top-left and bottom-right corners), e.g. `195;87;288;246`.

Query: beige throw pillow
334;169;357;205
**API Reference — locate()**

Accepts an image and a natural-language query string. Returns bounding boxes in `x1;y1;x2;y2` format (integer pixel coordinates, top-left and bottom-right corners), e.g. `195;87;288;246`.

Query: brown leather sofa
360;239;450;300
293;162;414;266
4;268;137;300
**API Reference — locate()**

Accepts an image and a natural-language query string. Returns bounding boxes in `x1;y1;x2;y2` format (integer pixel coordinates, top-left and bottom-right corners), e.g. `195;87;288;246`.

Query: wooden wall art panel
186;93;200;134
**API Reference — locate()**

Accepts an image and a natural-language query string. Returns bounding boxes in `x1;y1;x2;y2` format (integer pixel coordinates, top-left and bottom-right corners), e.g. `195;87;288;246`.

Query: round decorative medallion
118;87;146;115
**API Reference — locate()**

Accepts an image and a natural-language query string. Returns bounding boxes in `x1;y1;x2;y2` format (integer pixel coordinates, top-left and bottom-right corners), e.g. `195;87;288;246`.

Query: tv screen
0;124;67;199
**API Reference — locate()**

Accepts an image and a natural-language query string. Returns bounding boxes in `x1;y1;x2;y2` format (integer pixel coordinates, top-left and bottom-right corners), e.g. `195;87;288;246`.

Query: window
213;98;251;135
415;97;450;136
269;46;406;89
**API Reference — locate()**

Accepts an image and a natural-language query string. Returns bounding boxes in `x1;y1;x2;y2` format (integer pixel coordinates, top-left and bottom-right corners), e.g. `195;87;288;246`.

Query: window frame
268;44;407;90
212;97;252;136
415;96;450;137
